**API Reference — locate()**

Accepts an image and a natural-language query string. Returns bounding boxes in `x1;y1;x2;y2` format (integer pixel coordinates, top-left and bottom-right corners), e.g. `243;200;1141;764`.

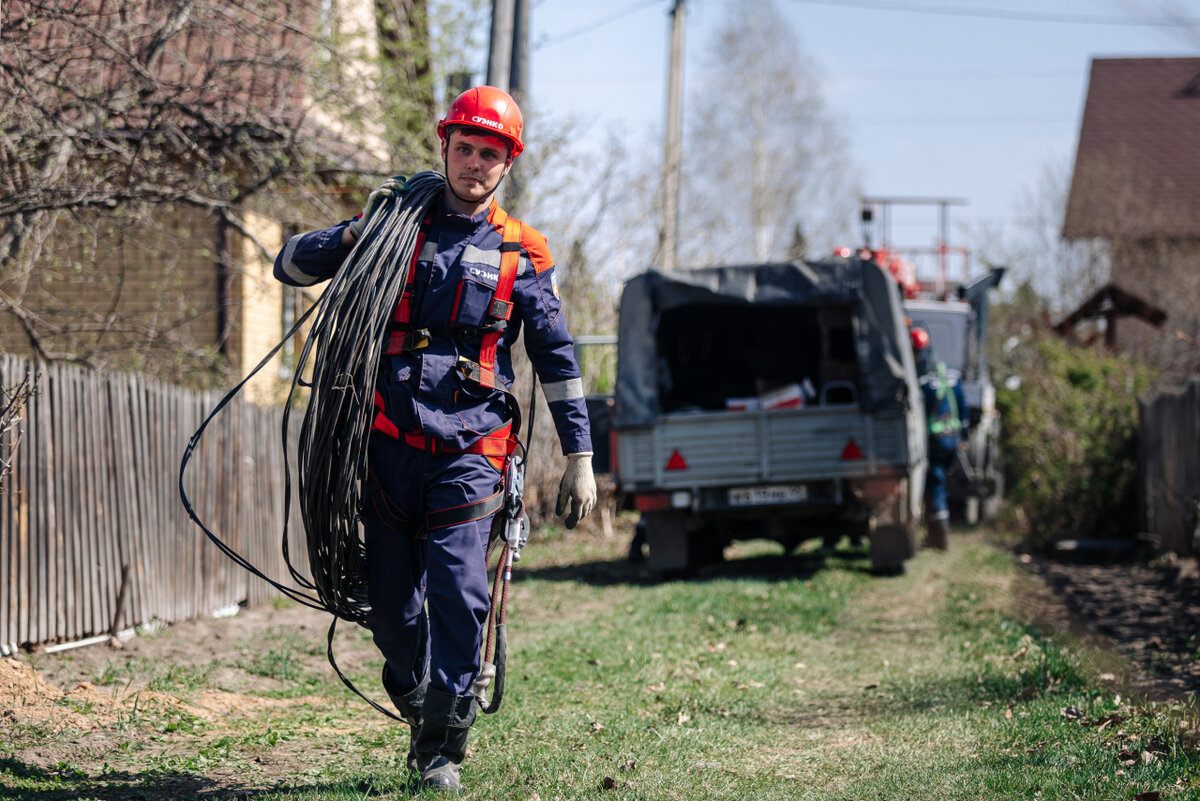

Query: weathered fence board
1140;377;1200;555
0;353;310;650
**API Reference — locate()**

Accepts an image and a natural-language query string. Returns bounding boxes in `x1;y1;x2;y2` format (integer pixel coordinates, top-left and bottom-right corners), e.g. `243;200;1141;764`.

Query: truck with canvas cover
611;256;927;574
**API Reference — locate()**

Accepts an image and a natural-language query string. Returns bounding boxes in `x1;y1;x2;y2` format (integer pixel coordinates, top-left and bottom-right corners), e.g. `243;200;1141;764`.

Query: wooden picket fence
0;352;309;653
1139;377;1200;556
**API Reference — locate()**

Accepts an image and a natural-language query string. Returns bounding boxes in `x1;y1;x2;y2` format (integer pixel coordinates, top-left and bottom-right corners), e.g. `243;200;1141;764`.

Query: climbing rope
477;376;536;715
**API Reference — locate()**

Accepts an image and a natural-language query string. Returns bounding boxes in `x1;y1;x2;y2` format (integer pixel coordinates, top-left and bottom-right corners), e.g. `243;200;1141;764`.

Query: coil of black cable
181;172;444;618
288;171;444;622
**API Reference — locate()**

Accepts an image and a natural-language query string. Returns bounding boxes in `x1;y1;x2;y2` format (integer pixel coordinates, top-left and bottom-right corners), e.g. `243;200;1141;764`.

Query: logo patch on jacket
550;269;560;298
470;266;499;283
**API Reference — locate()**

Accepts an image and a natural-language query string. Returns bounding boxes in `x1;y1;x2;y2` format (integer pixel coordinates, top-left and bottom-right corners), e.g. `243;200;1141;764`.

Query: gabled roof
1063;57;1200;240
1053;282;1166;335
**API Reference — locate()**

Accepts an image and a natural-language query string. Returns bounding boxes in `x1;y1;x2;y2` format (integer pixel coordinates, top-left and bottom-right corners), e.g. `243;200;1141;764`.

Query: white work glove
346;176;405;240
556;452;597;530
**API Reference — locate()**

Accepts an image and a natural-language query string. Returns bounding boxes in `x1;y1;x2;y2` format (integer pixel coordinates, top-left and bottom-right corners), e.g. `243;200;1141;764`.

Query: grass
2;524;1199;800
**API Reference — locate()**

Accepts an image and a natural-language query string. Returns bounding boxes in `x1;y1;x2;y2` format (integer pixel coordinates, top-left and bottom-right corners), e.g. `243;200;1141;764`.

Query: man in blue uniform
274;86;596;792
911;327;967;550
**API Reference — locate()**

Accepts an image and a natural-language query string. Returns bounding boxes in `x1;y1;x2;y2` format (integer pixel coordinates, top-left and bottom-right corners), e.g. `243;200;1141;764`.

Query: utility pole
486;0;516;206
487;0;515;89
509;0;529;103
506;0;529;216
660;0;686;271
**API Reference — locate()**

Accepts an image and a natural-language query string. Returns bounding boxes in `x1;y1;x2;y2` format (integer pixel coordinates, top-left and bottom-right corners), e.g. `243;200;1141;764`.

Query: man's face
443;129;511;206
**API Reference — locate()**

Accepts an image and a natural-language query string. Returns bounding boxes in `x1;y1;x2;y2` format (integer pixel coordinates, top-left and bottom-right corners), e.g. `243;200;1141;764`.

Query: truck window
906;310;968;375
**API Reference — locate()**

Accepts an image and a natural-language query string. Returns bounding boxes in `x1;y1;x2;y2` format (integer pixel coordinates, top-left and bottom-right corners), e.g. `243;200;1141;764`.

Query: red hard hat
437;86;524;158
910;327;931;351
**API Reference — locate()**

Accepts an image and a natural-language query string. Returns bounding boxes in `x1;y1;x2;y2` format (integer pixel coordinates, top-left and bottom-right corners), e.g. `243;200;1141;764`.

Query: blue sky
525;0;1199;271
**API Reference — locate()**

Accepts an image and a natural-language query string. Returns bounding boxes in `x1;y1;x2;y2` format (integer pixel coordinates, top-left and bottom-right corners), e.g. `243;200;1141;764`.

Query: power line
833;68;1081;81
848;113;1074;125
787;0;1200;27
534;0;667;50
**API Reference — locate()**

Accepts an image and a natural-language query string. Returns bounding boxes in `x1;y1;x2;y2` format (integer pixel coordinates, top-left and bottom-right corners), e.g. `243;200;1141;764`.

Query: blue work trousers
360;434;500;698
926;436;958;522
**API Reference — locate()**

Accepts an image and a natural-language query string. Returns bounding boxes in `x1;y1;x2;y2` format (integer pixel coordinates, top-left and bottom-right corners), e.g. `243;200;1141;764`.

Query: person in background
911;326;967;550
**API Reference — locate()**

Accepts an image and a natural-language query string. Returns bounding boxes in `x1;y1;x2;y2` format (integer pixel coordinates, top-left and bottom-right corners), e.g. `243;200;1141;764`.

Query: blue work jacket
274;194;592;456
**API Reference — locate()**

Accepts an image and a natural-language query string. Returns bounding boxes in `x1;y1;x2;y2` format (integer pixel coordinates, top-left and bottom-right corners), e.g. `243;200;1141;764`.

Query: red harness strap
370;390;517;470
457;209;522;389
381;215;432;355
369;205;524;470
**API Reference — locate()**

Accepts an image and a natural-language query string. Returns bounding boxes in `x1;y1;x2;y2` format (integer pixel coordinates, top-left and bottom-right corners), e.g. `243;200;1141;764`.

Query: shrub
996;336;1155;549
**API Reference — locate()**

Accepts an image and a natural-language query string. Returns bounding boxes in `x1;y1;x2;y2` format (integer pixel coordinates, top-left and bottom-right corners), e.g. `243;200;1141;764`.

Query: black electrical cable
180;171;445;721
290;172;443;622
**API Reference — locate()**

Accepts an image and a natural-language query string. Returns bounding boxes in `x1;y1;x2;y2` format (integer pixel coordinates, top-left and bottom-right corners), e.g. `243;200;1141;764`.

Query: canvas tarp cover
613;257;916;427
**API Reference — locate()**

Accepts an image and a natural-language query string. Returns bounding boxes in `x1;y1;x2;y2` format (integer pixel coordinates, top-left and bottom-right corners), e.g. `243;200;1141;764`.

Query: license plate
728;484;808;506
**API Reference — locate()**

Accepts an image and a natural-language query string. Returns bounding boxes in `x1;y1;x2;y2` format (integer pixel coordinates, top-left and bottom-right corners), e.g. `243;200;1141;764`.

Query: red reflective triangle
665;449;688;471
840;439;863;460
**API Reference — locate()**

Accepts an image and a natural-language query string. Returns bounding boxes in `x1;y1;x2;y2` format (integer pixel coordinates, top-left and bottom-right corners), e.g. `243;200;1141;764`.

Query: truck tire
628;519;648;564
640;511;723;576
641;510;693;575
869;525;913;575
866;477;915;574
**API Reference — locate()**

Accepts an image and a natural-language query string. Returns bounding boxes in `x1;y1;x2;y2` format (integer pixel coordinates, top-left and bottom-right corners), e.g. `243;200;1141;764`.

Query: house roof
1062;57;1200;240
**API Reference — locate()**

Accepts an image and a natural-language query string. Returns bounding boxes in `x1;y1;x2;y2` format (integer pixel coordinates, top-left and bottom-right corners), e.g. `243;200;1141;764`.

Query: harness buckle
488;297;513;320
384;328;431;355
457;356;482;382
409;328;431;350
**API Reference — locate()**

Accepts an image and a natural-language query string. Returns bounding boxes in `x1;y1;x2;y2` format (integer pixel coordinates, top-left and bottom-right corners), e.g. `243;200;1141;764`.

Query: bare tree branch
0;0;436;383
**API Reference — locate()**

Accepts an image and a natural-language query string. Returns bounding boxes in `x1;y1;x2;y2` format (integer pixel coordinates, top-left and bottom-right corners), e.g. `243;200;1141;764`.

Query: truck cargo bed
616;406;911;490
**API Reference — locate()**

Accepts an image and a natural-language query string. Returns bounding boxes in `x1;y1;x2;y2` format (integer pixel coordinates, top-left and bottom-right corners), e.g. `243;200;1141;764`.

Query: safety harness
361;203;532;715
927;362;963;436
367;206;525;525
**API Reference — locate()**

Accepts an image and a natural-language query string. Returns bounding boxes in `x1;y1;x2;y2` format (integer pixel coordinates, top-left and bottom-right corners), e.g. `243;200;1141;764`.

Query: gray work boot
382;663;427;772
414;688;477;793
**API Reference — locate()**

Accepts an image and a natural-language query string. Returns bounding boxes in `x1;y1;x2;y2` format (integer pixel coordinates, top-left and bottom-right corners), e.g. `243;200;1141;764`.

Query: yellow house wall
234;211;289;405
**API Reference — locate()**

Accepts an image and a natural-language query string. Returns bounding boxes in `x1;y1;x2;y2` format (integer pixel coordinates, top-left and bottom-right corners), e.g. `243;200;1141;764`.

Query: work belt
362;463;506;536
365;389;514;535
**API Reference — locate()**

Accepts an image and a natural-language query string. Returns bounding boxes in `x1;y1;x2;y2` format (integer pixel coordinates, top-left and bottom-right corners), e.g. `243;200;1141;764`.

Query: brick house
0;0;399;403
1062;57;1200;379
